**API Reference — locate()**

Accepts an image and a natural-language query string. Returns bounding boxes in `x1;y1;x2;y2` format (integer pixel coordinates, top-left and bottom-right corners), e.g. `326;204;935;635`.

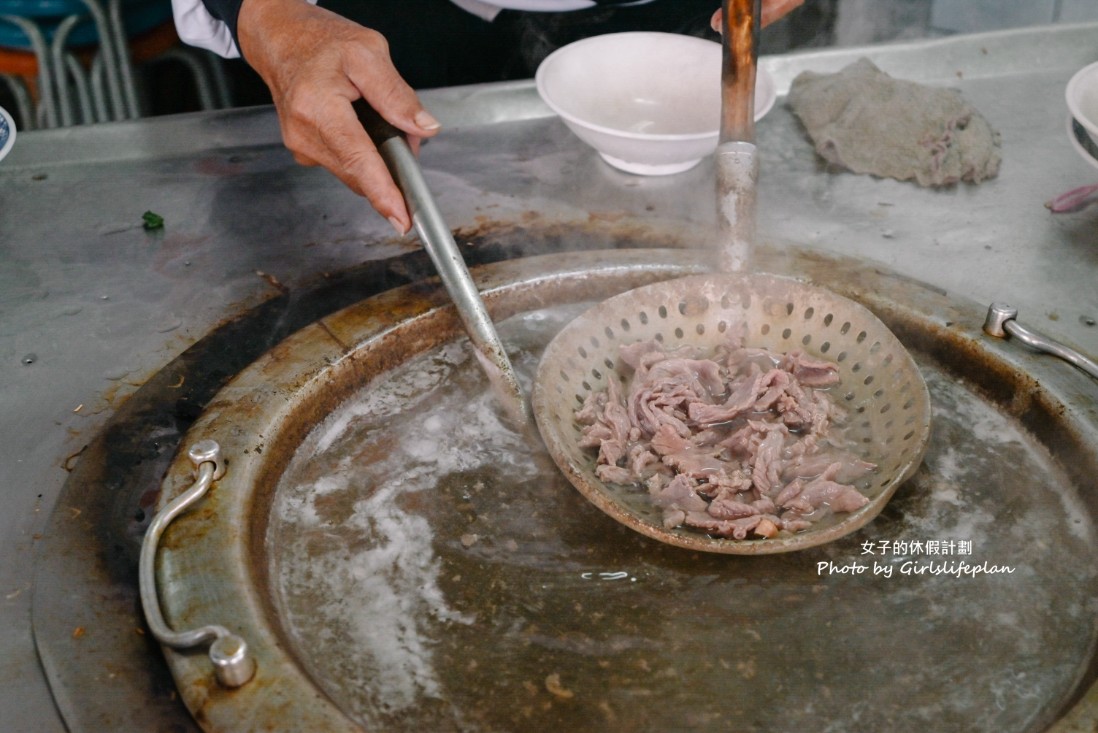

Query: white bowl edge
0;106;16;163
1066;60;1098;141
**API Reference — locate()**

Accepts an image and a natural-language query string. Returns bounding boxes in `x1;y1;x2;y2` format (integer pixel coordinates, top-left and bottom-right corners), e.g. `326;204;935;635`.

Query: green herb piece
142;211;165;231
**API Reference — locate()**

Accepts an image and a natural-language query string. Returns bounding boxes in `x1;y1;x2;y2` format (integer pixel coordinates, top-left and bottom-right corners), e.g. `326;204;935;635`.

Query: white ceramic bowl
535;31;775;176
1067;60;1098;141
1067;115;1098;171
0;106;15;163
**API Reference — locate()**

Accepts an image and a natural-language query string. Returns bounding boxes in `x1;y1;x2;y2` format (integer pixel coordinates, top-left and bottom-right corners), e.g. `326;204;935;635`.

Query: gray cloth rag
788;58;1002;187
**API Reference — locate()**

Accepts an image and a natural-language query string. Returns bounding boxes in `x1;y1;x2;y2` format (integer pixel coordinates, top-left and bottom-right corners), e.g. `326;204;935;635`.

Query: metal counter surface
2;22;1096;732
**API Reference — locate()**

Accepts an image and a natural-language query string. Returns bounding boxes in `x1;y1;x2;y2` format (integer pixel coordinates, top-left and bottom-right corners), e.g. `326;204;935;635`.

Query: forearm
170;0;317;59
237;0;324;74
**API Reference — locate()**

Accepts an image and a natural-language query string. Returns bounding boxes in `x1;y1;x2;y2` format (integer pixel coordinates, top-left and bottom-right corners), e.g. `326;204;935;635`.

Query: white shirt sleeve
170;0;319;59
171;0;241;58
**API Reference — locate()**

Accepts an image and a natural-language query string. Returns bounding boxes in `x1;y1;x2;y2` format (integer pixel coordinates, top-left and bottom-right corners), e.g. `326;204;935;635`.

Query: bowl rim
1065;60;1098;140
535;31;727;143
0;106;15;163
1067;114;1098;171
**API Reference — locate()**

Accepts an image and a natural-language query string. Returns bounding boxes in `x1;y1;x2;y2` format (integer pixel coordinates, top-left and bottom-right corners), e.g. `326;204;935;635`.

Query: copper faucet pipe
720;0;761;144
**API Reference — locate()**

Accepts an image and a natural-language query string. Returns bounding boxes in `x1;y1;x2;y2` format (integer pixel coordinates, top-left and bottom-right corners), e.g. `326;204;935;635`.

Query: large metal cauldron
114;246;1098;732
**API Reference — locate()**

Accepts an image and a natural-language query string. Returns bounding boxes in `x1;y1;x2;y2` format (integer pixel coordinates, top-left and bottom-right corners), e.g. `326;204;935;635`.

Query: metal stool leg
62;52;95;124
89;54;110;122
77;0;126;119
0;72;33;130
0;14;59;127
205;49;232;109
106;0;140;117
48;14;84;127
152;47;216;110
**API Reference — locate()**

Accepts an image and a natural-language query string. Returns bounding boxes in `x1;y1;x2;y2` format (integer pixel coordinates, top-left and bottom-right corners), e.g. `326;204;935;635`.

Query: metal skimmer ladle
355;101;530;427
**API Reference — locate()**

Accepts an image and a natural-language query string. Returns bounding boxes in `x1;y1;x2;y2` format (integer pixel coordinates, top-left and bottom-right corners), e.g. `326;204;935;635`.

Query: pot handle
138;439;256;687
984;303;1098;380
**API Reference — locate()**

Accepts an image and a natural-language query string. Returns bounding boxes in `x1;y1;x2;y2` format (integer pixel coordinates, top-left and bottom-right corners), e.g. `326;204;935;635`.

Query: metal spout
717;0;761;273
716;141;759;273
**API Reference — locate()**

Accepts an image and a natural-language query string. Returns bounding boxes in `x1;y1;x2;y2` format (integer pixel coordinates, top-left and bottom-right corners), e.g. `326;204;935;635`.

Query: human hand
711;0;807;32
237;0;438;234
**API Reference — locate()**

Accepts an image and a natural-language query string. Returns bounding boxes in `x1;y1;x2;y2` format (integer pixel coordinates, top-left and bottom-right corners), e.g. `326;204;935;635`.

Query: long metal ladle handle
716;0;761;274
138;440;256;688
354;101;530;427
984;303;1098;380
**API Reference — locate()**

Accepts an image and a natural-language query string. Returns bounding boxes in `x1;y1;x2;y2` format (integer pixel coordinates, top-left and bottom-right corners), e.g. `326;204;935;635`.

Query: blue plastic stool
0;0;229;127
0;0;171;48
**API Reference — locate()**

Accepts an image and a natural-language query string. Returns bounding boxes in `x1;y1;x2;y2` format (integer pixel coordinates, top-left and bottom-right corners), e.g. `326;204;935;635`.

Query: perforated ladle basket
532;273;932;554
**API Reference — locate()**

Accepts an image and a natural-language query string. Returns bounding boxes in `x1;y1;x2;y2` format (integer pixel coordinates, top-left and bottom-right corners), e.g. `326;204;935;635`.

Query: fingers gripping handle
352;98;403;146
